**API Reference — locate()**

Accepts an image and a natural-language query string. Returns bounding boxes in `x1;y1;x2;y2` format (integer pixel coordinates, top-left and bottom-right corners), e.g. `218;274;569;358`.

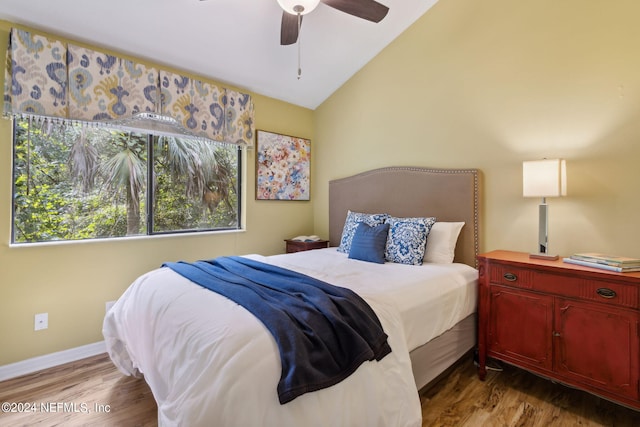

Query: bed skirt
410;314;476;390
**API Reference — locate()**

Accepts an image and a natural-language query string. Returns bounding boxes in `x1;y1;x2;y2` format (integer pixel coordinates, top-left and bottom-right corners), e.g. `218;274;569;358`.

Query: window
12;118;241;244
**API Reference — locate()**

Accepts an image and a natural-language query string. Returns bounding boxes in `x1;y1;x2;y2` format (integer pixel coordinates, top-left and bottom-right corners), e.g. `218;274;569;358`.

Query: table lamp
522;159;567;260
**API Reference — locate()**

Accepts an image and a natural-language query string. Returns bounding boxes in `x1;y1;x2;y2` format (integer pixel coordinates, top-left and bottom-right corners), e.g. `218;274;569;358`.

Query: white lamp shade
277;0;321;15
523;159;567;198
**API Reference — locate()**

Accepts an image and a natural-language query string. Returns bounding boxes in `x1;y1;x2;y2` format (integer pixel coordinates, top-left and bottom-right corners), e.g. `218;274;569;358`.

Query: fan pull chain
297;12;302;79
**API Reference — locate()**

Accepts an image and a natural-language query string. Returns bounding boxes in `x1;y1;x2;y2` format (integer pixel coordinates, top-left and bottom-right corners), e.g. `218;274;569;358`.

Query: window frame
10;119;244;245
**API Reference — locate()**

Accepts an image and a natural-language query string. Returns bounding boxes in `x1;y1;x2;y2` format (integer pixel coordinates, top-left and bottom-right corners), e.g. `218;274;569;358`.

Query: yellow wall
0;22;314;365
314;0;640;260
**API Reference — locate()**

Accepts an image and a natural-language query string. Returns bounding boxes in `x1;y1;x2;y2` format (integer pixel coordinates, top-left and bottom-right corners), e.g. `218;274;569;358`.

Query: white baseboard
0;341;106;382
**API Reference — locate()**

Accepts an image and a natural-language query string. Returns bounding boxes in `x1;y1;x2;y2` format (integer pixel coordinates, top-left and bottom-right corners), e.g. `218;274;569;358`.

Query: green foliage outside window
12;118;240;244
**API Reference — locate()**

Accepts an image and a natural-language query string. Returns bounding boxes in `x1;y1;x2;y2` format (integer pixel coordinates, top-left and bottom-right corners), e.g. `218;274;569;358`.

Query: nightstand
477;250;640;410
285;239;329;253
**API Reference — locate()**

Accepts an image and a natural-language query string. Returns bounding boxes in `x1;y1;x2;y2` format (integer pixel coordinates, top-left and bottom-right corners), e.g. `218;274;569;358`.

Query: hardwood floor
421;356;640;427
0;352;638;426
0;354;156;426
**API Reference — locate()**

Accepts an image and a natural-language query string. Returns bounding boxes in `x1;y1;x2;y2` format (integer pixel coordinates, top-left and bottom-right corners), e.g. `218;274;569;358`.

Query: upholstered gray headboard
329;167;480;268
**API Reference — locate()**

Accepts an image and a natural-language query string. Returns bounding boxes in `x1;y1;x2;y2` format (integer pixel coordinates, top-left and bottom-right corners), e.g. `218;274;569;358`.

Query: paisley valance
160;70;226;142
67;43;158;122
3;27;254;146
3;29;68;119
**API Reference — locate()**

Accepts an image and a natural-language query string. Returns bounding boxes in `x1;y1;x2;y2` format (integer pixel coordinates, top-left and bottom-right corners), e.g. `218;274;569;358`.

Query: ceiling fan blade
281;12;302;45
321;0;389;23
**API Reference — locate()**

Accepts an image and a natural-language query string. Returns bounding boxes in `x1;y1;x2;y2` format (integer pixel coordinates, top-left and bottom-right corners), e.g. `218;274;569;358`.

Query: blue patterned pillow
337;210;389;253
384;216;437;265
348;222;390;264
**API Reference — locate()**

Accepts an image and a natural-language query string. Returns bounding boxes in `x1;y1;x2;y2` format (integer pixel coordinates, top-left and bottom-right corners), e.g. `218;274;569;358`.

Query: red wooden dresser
477;250;640;410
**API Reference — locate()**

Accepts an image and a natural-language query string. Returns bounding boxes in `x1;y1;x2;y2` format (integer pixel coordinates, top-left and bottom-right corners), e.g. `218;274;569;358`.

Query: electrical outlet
34;313;48;331
105;300;116;313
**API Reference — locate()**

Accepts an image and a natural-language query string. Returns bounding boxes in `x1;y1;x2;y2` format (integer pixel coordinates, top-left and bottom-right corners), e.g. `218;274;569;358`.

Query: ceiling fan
200;0;389;79
277;0;390;45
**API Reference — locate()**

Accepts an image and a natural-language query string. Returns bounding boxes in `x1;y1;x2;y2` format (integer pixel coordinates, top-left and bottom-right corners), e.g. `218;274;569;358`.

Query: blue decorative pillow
337;210;389;254
348;222;390;264
384;216;437;265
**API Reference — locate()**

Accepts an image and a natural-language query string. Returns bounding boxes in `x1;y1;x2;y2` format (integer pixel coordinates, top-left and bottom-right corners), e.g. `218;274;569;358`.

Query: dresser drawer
489;264;536;289
534;272;639;309
489;262;639;309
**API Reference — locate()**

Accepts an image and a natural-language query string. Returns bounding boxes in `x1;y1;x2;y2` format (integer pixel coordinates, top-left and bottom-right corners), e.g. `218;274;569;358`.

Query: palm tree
102;141;146;235
69;130;145;235
69;128;236;235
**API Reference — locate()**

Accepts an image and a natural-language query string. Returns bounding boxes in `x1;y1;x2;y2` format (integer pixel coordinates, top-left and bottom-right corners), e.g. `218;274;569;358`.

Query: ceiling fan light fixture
277;0;320;15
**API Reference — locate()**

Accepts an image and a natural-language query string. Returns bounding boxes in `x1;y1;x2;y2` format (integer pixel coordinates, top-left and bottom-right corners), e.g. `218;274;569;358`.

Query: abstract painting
256;130;310;200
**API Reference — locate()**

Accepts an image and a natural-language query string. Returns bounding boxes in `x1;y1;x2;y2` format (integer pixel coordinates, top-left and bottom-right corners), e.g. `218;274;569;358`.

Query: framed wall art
256;130;311;201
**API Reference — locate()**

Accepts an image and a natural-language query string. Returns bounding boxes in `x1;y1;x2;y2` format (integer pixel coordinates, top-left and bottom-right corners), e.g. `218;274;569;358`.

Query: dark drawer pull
596;288;616;299
503;272;517;282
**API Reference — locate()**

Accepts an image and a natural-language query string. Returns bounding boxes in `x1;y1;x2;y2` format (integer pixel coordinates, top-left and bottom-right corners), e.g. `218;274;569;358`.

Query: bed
103;166;480;426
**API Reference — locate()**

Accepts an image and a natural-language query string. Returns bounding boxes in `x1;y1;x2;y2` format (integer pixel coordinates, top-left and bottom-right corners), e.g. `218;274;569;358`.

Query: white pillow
423;222;465;264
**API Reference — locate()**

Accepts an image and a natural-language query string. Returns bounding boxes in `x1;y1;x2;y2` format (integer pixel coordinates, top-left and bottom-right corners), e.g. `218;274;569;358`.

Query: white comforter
103;249;477;426
264;249;478;352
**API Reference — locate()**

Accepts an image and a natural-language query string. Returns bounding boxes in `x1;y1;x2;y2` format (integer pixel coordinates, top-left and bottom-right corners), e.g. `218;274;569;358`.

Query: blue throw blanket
163;256;391;404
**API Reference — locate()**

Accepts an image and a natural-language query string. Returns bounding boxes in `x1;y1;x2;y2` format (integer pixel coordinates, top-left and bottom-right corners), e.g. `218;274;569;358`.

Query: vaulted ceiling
0;0;438;109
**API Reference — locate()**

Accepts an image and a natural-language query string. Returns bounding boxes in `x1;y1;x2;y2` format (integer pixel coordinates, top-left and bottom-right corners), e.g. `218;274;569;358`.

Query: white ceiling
0;0;438;110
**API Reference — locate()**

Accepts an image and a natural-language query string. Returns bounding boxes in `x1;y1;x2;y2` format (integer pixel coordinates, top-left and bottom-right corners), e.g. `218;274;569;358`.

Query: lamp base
529;252;559;261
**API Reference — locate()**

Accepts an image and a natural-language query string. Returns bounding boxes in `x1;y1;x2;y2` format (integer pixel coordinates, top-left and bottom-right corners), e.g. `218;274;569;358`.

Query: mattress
103;249;478;426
